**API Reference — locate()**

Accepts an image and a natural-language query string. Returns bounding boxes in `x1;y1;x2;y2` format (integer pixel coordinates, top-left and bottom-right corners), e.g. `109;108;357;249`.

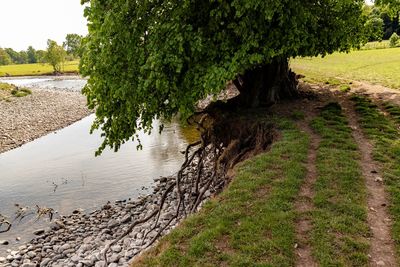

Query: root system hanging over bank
102;109;277;265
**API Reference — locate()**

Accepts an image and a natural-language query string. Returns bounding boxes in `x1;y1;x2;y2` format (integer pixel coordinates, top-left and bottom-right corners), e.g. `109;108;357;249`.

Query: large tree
63;33;83;58
376;0;400;36
45;40;66;73
27;46;37;64
0;48;12;65
80;0;367;154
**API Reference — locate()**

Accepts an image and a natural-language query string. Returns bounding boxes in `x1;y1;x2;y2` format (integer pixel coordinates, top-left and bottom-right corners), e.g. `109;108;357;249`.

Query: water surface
0;77;197;253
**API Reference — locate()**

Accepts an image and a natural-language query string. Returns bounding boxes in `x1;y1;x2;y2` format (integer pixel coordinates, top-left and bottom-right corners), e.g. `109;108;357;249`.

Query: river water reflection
0;77;198;253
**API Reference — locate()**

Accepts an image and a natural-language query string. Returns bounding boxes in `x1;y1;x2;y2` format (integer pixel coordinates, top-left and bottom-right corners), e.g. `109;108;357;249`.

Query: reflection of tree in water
149;119;199;164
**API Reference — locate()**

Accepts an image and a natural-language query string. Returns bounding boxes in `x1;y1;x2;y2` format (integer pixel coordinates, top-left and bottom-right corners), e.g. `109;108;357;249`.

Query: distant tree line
365;1;400;42
0;33;83;66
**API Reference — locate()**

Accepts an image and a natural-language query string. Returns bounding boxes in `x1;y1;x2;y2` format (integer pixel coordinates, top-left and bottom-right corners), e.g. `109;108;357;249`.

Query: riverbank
0;86;90;153
128;78;400;266
0;61;79;77
2;81;400;266
0;155;219;267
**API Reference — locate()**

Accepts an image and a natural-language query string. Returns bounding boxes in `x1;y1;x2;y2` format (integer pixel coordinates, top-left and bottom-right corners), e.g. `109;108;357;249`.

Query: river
0;76;196;253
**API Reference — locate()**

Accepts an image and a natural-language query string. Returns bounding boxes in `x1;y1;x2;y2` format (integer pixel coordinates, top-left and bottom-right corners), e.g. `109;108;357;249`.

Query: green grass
351;95;400;258
383;102;400;124
339;84;351;93
0;60;79;77
0;82;15;91
134;117;310;267
0;82;31;100
310;102;369;266
11;88;31;97
291;48;400;89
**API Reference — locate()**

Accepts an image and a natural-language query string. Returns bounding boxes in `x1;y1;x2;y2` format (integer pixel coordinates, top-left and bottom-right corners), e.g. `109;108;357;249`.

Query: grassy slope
351;95;400;258
134;105;372;266
291;48;400;89
0;60;79;76
310;103;369;266
134;117;310;267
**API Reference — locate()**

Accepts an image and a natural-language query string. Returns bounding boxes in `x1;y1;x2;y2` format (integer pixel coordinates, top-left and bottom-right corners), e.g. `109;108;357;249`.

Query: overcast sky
1;0;375;52
0;0;88;51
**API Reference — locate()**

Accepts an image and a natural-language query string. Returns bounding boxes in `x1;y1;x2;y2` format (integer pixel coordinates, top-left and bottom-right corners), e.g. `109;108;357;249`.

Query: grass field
133;103;375;266
291;47;400;89
134;116;310;266
0;60;79;77
310;103;369;266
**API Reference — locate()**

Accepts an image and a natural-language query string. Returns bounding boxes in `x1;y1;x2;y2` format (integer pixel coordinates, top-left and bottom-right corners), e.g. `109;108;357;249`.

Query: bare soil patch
294;119;320;267
338;93;397;267
346;81;400;106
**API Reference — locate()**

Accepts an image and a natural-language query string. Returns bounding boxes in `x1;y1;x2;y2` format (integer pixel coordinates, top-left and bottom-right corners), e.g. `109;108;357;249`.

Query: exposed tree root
102;110;277;265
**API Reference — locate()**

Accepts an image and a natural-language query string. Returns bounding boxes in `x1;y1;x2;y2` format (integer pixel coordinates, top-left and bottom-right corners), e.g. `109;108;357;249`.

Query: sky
0;0;88;51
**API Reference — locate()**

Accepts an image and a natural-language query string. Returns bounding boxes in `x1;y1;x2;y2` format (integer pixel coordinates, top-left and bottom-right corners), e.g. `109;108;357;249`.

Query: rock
377;261;385;266
108;254;121;263
0;257;6;262
95;261;106;267
26;251;36;258
120;215;131;224
108;263;118;267
33;229;45;236
80;244;92;252
60;243;71;251
50;220;65;231
40;258;51;266
111;245;122;253
10;251;18;256
79;259;93;266
107;219;118;228
0;240;9;245
72;208;84;214
21;263;36;267
71;255;80;263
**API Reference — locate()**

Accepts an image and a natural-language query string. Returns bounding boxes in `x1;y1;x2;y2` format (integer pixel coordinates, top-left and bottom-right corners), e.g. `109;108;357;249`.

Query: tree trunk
233;57;298;108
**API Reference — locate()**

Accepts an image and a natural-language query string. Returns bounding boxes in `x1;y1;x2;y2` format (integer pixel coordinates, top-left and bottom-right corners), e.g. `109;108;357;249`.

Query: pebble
0;240;9;245
111;245;122;253
33;229;45;236
26;251;36;258
0;162;218;267
40;258;51;266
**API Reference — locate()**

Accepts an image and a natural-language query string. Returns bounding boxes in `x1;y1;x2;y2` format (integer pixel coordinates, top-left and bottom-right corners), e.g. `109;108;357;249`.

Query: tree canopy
376;0;400;16
63;33;83;58
45;40;66;73
80;0;367;154
0;48;12;66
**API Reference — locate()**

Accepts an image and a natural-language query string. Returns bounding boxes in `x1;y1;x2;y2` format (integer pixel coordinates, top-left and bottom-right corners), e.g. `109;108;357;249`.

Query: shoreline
0;72;79;78
0;87;91;154
0;160;217;267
